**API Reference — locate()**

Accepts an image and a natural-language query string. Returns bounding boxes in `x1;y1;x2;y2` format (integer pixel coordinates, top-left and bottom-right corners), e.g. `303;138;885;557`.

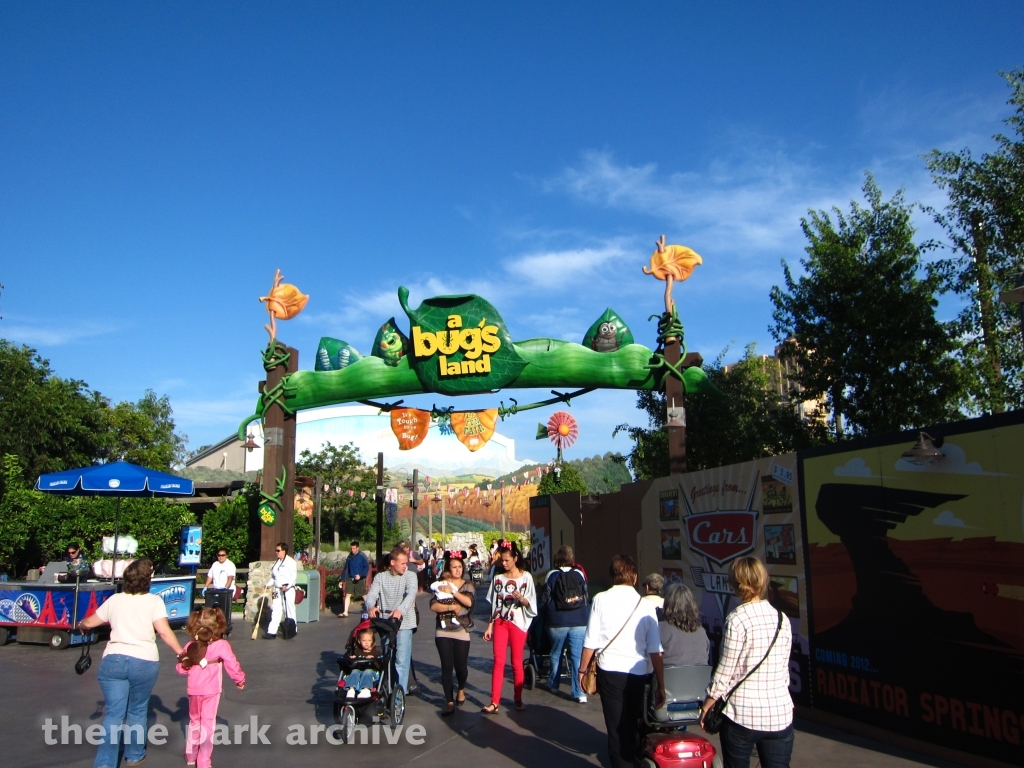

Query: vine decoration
646;304;688;383
257;466;287;526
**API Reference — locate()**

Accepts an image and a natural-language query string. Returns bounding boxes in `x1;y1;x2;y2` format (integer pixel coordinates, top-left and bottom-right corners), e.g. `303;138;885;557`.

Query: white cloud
1;320;117;346
895;442;1003;475
543;149;853;258
933;509;973;528
834;457;876;477
504;238;634;289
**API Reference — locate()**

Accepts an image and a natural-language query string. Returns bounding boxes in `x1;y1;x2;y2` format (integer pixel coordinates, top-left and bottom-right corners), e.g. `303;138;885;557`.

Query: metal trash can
294;570;320;623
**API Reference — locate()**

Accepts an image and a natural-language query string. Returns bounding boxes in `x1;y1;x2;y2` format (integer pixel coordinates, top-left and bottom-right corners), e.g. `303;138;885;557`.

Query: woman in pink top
176;607;246;768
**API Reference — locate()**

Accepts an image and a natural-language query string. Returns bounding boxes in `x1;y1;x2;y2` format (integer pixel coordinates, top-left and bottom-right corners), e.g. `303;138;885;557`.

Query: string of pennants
390;407;498;452
322;466;551;504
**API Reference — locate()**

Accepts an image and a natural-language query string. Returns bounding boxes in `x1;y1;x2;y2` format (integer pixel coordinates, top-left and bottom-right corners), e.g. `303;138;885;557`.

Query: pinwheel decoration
547;411;579;462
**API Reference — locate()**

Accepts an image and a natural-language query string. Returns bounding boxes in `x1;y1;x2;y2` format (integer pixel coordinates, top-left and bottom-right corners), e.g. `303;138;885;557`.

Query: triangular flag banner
360;491;367;499
450;409;497;452
347;489;355;497
391;408;431;450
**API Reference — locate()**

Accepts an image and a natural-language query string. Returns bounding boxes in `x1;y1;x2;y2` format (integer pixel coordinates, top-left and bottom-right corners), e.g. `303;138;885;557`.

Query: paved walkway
3;592;969;768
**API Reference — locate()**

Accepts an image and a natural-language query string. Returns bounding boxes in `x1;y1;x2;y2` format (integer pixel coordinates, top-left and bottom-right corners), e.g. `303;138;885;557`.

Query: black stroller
333;616;405;740
524;611;572;691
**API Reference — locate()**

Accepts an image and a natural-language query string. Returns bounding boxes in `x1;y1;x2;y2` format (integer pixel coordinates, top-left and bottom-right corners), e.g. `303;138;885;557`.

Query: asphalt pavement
1;589;971;768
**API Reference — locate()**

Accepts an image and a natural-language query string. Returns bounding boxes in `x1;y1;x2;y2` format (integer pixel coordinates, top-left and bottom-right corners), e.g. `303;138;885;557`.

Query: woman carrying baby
431;551;476;716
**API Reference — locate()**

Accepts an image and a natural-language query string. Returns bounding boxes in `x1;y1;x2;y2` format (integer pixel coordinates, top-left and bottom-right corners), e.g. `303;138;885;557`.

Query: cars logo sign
684;511;757;566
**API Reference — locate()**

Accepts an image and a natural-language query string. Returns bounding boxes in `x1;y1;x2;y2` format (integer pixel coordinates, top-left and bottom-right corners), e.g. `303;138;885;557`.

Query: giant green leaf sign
238;286;719;435
398;286;527;395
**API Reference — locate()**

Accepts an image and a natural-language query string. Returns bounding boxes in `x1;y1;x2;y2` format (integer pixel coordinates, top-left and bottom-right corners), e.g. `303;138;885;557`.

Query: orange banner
390;408;431;450
450;409;498;452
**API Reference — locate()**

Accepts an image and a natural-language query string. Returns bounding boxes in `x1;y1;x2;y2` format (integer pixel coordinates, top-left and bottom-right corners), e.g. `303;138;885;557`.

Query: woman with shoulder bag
699;556;793;768
578;555;665;768
430;551;476;715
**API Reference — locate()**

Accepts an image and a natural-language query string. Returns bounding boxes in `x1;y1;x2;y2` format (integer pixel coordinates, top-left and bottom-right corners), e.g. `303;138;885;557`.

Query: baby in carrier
341;627;384;699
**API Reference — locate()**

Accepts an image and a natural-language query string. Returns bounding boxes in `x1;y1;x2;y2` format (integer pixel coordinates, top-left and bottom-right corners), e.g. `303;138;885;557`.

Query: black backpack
551;569;587;611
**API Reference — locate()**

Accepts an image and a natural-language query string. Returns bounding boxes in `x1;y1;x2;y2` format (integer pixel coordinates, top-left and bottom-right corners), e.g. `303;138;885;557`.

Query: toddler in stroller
334;616;406;733
340;627;383;699
640;665;721;768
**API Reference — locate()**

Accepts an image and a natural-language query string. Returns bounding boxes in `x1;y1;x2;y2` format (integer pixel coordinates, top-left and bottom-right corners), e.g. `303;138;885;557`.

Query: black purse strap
720;609;784;704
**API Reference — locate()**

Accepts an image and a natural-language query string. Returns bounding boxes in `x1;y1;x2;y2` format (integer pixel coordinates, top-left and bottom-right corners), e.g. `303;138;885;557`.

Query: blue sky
2;3;1022;467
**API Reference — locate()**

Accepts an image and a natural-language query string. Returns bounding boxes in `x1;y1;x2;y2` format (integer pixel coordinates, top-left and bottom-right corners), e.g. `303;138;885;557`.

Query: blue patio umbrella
35;462;194;582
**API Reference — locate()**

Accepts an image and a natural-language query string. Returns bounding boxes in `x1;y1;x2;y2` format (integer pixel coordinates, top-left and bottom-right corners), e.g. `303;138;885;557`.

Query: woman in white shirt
79;559;185;768
700;556;793;768
482;539;537;713
579;555;666;768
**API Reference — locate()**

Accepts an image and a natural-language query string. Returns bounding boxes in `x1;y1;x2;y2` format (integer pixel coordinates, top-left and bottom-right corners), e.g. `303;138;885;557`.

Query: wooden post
665;337;687;476
410;469;418;545
375;452;384;562
260;344;299;559
314;475;322;565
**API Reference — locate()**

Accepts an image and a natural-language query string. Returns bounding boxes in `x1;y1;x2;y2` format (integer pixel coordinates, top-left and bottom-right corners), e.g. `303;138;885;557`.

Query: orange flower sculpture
643;235;702;312
260;269;309;342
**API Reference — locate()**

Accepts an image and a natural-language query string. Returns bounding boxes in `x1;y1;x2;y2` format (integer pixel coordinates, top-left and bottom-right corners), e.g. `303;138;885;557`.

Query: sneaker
125;759;146;767
357;688;372;699
346;688;356;699
576;695;588;704
262;633;277;639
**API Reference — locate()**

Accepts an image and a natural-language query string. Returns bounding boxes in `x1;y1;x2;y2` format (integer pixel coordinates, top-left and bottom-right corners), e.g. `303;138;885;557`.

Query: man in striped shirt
366;548;419;693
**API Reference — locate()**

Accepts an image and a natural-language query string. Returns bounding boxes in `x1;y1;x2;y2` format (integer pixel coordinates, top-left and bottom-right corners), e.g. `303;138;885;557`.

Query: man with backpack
543;545;590;703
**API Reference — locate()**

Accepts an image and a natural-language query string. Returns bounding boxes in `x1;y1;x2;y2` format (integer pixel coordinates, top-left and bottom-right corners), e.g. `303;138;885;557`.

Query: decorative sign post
256;270;307;558
643;235;703;475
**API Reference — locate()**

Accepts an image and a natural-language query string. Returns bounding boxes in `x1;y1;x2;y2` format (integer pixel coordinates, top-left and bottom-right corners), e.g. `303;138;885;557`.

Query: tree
296;441;384;549
101;389;188;470
0;453;197;577
200;484;260;567
0;341;108;492
770;174;964;438
537;462;588;495
925;68;1024;413
615;345;829;477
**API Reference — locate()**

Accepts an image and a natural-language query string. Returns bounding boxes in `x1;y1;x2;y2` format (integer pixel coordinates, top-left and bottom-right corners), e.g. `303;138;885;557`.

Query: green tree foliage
537;462;589;495
101;390;187;470
0;342;188;493
925;68;1024;413
0;453;196;577
294;514;314;555
296;441;396;547
199;484;260;567
615;346;829;478
0;342;108;492
770;174;964;437
570;452;632;493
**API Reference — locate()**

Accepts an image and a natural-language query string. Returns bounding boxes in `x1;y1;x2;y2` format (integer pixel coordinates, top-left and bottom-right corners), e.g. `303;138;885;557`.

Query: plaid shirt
707;600;793;731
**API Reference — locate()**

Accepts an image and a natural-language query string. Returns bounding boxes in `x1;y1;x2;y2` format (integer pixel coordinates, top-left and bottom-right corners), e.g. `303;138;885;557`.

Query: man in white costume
264;542;298;639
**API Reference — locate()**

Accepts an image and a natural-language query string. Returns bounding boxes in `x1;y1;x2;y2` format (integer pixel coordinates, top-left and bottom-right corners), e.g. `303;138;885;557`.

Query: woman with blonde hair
700;556;792;768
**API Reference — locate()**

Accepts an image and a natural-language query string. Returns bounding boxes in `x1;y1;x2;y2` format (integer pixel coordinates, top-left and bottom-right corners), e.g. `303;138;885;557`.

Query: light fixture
243;433;259;452
901;432;945;465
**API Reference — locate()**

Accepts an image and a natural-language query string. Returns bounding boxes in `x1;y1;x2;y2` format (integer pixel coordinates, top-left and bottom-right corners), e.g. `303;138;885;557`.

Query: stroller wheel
524;664;536;690
389;686;406;726
641;759;658;768
339;706;356;743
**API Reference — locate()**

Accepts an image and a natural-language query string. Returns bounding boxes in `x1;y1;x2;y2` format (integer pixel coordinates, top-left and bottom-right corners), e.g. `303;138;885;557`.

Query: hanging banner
390;408;431;450
450;409;498;452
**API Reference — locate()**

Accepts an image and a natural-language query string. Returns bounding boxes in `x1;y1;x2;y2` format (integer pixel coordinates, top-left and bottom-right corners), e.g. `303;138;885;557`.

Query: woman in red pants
482;539;537;713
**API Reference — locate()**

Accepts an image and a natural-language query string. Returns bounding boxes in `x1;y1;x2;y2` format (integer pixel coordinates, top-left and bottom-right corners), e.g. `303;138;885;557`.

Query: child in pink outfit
176;607;246;768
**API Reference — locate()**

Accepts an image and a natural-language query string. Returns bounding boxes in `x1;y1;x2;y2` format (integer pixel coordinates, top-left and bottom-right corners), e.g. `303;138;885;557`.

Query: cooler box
294;570;320;623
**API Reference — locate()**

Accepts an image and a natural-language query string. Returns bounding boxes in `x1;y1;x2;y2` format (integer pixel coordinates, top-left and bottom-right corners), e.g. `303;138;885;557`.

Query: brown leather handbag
582;596;643;695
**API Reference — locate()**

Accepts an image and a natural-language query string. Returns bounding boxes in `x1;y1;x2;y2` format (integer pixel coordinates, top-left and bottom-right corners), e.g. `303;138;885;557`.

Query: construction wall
800;412;1024;766
635;454;810;704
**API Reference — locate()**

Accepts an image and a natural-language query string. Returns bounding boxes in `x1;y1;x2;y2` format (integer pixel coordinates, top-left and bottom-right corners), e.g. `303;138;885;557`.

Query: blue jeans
93;654;160;768
720;718;794;768
548;624;586;698
344;668;380;690
395;628;413;693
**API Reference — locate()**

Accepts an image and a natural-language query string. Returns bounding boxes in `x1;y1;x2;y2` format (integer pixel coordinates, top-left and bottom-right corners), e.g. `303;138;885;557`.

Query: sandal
481;703;500;714
515;700;526;711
